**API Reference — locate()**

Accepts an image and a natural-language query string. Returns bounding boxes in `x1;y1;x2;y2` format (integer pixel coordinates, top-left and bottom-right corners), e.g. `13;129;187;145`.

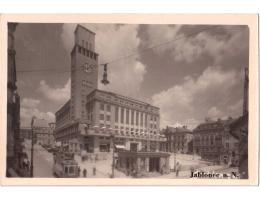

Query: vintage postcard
0;14;258;185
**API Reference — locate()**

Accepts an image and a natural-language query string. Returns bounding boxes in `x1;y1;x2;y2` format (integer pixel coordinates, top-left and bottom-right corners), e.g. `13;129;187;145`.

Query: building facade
193;118;239;165
55;25;166;157
20;127;31;140
22;120;56;147
35;122;55;147
163;126;193;154
7;22;22;176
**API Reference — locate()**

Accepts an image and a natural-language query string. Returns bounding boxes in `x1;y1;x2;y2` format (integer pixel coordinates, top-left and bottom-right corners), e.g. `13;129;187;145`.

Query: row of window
99;93;158;113
167;135;185;141
99;103;158;127
96;124;158;135
100;103;111;112
100;114;110;121
78;46;97;60
81;40;92;51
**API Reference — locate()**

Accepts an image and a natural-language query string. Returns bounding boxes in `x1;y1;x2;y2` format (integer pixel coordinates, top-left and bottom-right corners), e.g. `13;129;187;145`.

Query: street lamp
30;116;37;177
109;128;115;178
30;116;44;177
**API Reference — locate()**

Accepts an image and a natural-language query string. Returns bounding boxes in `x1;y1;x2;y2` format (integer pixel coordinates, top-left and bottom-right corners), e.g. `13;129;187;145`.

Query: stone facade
193;118;239;165
163;126;193;154
55;25;166;157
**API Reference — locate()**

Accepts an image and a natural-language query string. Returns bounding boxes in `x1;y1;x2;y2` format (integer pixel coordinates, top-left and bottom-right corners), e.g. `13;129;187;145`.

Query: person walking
78;166;81;177
175;162;181;177
83;168;87;177
93;166;96;176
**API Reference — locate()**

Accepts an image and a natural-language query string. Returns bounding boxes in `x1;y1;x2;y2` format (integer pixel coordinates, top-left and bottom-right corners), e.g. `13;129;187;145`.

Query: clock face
83;63;93;73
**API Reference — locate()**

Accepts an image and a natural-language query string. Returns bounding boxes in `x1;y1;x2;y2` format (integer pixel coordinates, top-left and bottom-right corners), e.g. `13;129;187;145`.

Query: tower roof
74;24;96;35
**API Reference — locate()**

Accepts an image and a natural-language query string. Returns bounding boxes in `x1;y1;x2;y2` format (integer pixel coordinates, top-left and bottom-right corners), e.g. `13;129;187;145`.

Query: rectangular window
107;105;111;112
145;114;147;127
131;110;134;125
140;113;143;127
100;114;104;120
121;108;124;123
136;111;139;126
106;115;110;121
100;103;105;111
115;107;119;123
126;109;129;124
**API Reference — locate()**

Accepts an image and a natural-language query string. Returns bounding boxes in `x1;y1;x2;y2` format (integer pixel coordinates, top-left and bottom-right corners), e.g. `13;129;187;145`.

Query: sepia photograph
1;14;258;185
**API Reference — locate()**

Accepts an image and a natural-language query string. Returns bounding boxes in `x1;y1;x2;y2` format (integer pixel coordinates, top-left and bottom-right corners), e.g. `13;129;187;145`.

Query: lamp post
30;116;36;177
110;129;115;178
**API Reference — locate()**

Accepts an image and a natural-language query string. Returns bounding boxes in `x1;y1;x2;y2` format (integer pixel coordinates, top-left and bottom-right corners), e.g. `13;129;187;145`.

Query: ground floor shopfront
116;151;170;177
56;123;167;160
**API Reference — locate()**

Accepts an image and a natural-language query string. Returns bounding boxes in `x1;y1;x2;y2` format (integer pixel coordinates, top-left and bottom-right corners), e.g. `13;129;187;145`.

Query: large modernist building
55;25;166;157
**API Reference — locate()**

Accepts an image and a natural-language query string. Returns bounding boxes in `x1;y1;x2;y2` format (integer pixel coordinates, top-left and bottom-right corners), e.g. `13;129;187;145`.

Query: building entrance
149;157;160;172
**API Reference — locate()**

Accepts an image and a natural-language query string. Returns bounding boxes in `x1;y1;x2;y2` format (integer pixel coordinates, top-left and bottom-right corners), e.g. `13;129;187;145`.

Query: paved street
24;140;54;177
23;139;237;178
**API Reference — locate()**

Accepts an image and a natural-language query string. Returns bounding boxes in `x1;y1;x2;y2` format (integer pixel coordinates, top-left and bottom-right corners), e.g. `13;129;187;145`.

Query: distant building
6;22;22;176
55;25;166;157
20;127;31;140
163;126;193;154
22;120;56;147
193;118;239;165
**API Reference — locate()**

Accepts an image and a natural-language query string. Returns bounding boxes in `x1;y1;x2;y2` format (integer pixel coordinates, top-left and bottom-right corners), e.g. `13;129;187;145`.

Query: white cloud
21;98;40;108
207;106;222;118
228;99;243;116
38;78;70;103
152;66;239;128
61;24;146;99
146;26;248;64
144;25;181;55
20;107;55;127
20;97;55;127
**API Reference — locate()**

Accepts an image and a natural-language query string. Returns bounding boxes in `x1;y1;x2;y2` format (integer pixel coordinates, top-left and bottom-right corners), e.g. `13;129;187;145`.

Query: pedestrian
93;166;96;176
175;162;181;177
190;166;195;177
26;160;30;172
83;168;87;177
78;166;81;177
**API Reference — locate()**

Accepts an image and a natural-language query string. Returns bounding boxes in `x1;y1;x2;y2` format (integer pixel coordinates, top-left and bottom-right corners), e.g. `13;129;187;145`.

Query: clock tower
70;25;99;121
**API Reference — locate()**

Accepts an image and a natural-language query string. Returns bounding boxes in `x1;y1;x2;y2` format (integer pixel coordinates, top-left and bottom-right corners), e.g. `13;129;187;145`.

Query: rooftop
89;89;159;110
74;24;96;35
194;117;237;131
164;126;192;135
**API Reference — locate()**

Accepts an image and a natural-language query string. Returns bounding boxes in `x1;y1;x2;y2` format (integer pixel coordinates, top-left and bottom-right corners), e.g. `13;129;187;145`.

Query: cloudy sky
14;23;249;128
